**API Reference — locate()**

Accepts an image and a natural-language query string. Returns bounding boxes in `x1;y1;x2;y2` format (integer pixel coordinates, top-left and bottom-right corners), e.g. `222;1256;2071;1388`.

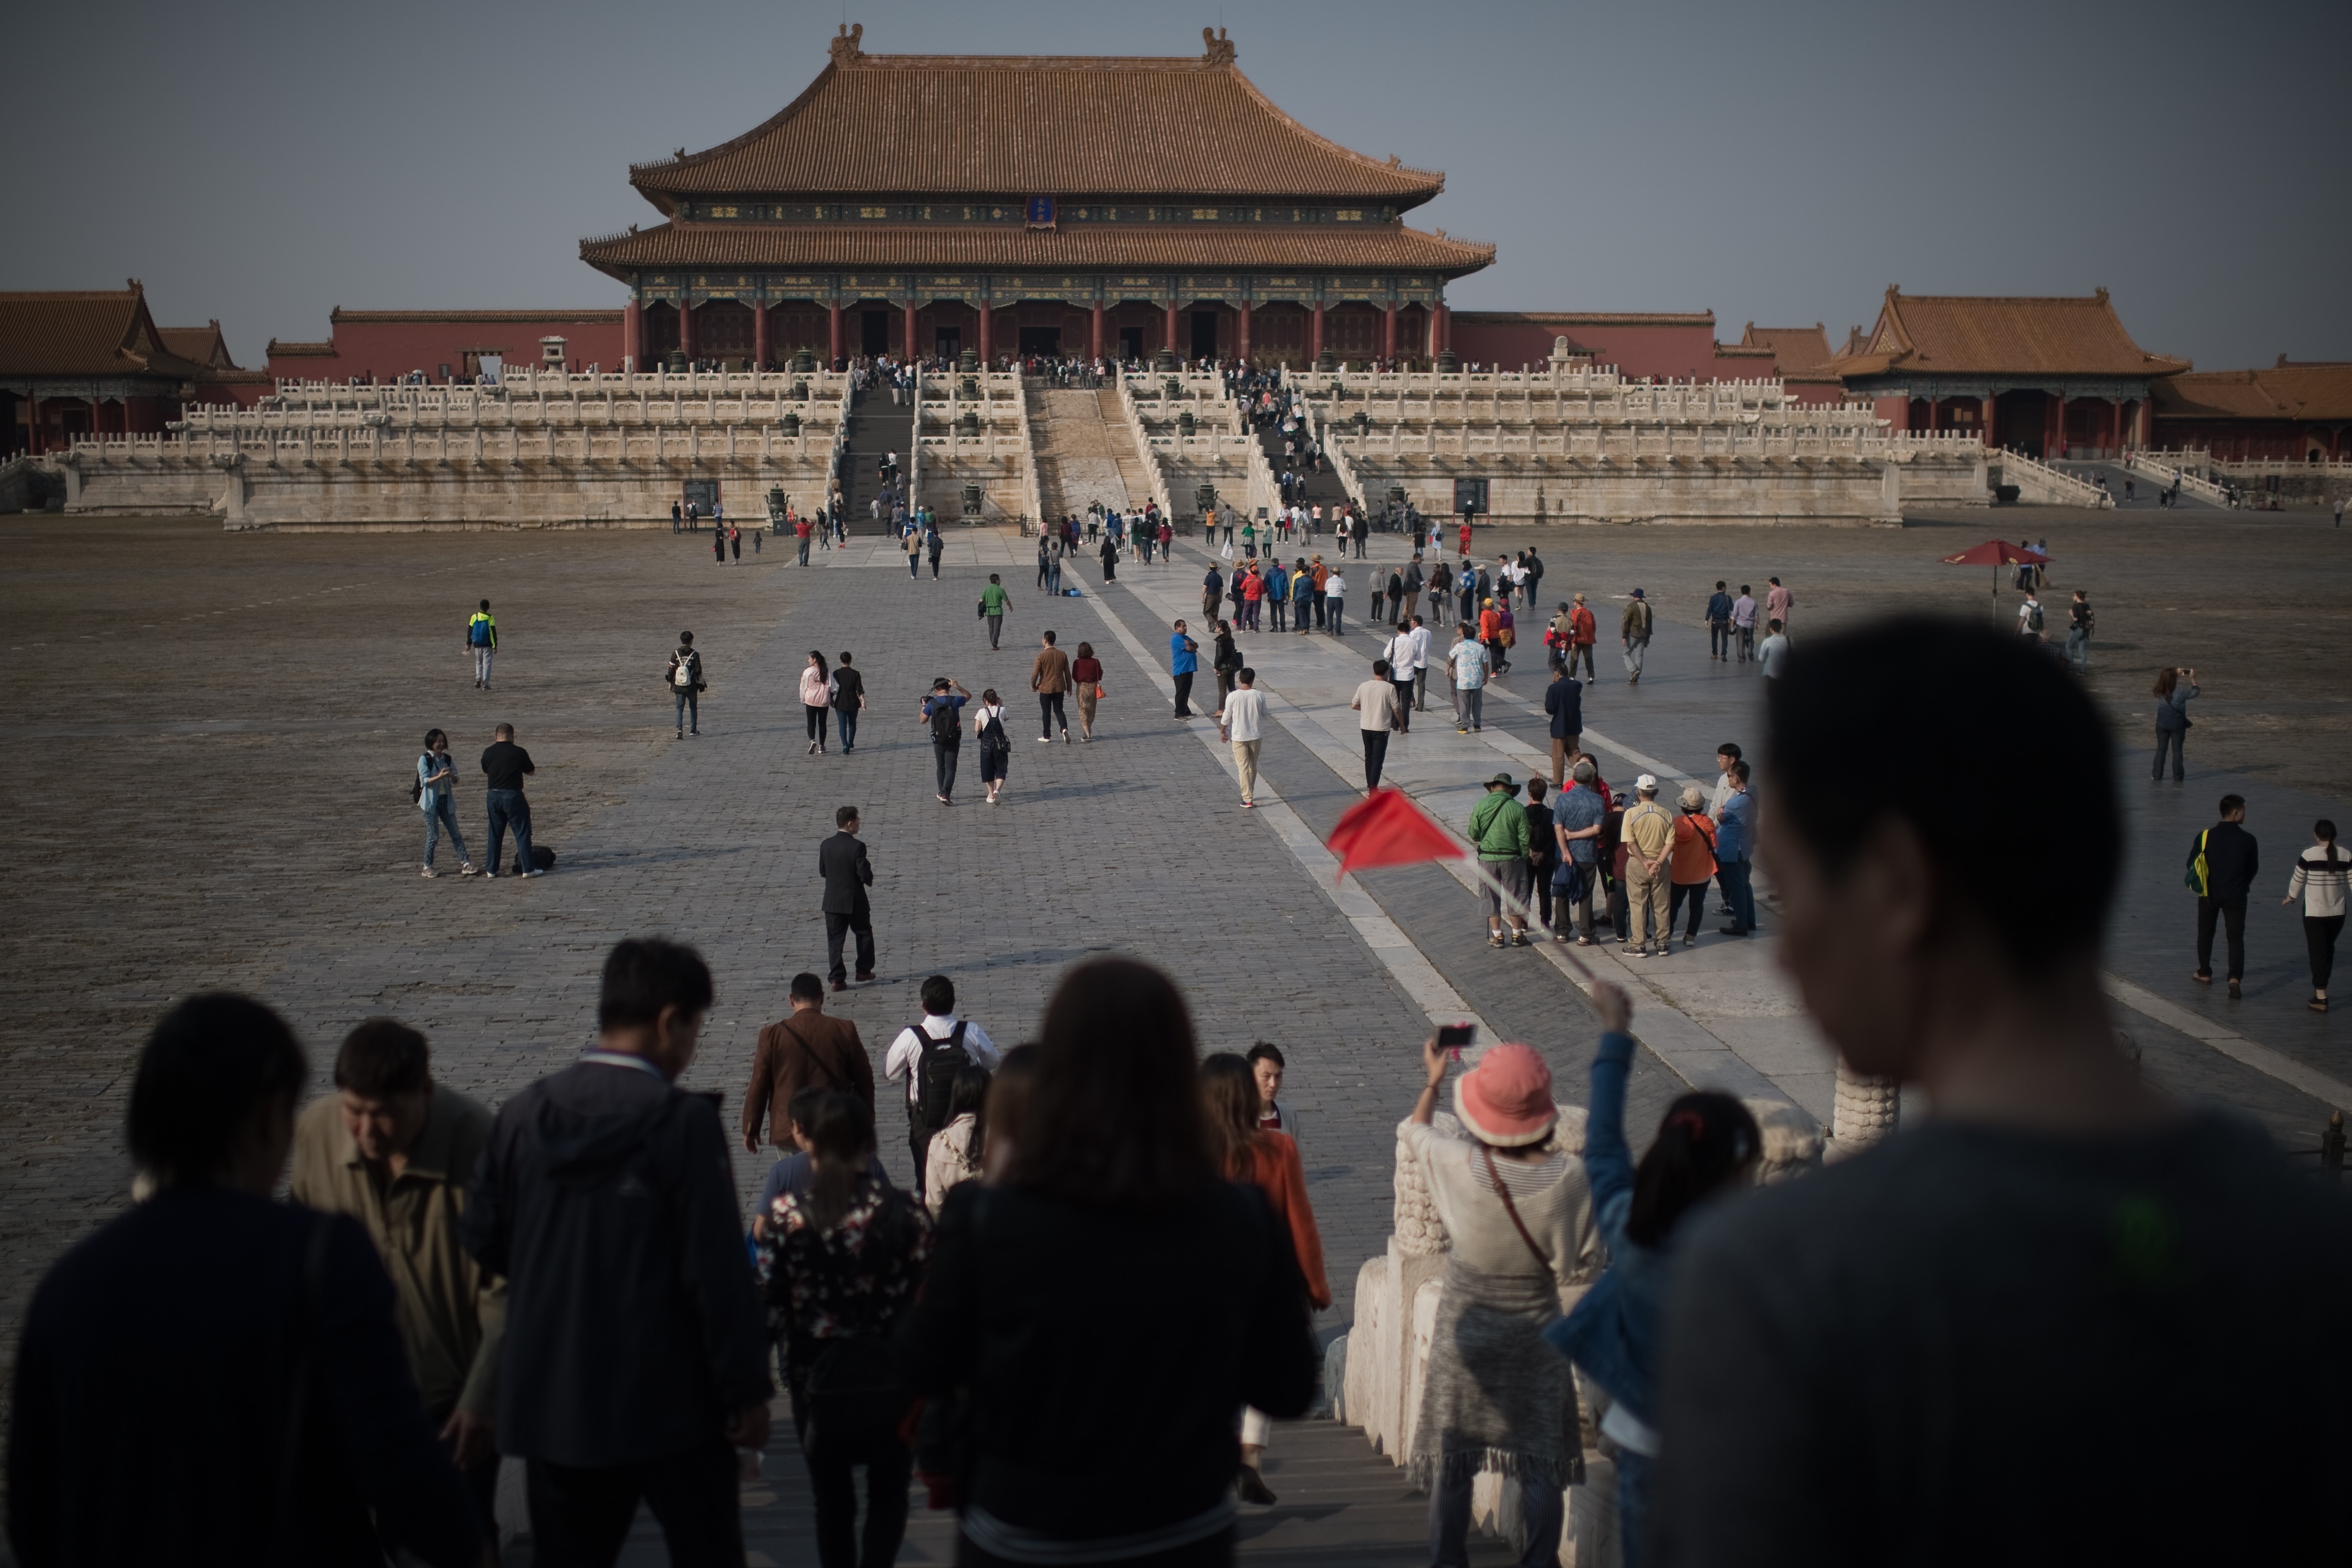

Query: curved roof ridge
1212;58;1444;191
629;58;843;180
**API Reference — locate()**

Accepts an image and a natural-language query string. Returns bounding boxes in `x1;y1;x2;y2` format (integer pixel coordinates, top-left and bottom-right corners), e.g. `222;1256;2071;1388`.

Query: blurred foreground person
463;939;771;1568
9;995;485;1568
1655;620;2352;1567
900;960;1318;1567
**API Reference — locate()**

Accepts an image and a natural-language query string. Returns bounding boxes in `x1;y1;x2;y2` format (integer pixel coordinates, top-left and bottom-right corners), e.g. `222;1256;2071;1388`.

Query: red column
623;297;642;371
2108;399;2121;457
1312;301;1326;362
1091;303;1104;362
1165;302;1179;355
1926;398;1939;432
904;302;918;361
1434;303;1451;354
979;303;992;366
24;394;37;455
1383;305;1397;364
2047;397;2063;458
678;301;697;366
828;303;843;367
753;300;771;369
1981;392;1996;448
1237;303;1252;366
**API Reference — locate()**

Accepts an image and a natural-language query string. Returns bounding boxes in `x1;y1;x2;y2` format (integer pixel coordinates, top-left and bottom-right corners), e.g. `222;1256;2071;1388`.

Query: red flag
1325;788;1464;880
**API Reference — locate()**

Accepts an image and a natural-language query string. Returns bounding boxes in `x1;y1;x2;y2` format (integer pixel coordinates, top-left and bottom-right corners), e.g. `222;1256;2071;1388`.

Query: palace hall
577;25;1494;373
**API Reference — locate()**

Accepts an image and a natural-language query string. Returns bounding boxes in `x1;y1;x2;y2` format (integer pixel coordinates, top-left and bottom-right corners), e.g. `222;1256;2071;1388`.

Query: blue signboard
1025;196;1057;229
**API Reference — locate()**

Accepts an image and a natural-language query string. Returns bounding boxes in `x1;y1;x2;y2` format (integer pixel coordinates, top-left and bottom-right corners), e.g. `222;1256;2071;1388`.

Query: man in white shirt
1351;661;1403;792
1219;666;1268;808
1324;568;1348;637
1731;585;1758;664
883;973;1001;1199
1756;619;1792;679
1379;624;1418;733
1449;625;1490;733
1406;615;1433;712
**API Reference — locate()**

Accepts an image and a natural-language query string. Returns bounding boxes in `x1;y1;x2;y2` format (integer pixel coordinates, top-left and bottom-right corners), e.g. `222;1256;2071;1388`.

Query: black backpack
913;1021;968;1131
928;699;961;746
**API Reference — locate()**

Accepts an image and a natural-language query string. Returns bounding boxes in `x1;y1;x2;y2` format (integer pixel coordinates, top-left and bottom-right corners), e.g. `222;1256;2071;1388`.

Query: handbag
2184;829;2210;896
1551;856;1586;903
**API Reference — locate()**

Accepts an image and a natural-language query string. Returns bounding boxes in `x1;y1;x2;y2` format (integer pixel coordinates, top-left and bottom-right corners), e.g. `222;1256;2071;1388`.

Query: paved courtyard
3;507;2348;1560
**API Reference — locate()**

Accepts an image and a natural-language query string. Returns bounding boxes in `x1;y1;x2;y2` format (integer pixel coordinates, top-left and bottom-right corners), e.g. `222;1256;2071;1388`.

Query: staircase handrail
1114;371;1180;526
1015;385;1046;537
2125;450;2238;504
1997;446;2115;508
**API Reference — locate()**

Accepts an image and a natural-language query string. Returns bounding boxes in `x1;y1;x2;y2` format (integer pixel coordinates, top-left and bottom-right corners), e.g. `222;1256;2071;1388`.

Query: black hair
1245;1041;1286;1069
597;938;714;1032
1625;1092;1762;1247
1717;742;1742;761
479;599;490;610
839;651;853;663
836;805;859;828
1238;666;1256;683
2219;794;2246;818
127;993;307;1186
1042;629;1057;646
919;974;956;1016
335;1018;429;1098
1009;959;1213;1207
423;728;447;750
787;1085;827;1136
2319;819;2341;867
988;574;1001;583
788;972;824;1002
1527;777;1547;800
679;630;693;645
1767;618;2117;973
1373;659;1391;677
808;649;828;679
800;1091;877;1230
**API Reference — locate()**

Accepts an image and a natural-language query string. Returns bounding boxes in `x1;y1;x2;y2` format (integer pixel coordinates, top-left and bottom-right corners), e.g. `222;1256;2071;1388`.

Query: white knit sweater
1400;1119;1599;1286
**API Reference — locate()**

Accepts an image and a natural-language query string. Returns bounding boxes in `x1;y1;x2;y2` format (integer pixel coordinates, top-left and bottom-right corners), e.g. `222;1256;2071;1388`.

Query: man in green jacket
1470;771;1534;947
979;574;1011;650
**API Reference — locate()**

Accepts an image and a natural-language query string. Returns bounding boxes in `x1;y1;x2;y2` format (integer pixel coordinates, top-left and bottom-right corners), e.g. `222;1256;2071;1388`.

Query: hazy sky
8;0;2344;372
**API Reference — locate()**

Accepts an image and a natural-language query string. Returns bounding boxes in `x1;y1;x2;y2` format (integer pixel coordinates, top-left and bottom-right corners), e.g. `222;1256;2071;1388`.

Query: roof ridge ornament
1202;25;1234;65
831;22;863;65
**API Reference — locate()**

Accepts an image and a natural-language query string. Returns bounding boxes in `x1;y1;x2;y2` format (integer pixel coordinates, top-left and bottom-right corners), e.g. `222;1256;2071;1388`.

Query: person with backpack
415;728;478;878
2066;592;2095;672
974;688;1014;806
667;631;705;740
760;1089;931;1568
1547;981;1758;1568
885;975;1001;1202
2017;589;2047;641
465;600;497;690
921;677;970;804
744;972;875;1153
830;651;866;754
1622;587;1655;684
921;1065;992;1217
2189;794;2259;1000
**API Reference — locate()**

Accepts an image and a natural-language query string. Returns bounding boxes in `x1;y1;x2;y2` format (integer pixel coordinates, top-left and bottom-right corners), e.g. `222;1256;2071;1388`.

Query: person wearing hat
1622;774;1677;958
1471;773;1534;947
1403;1024;1599;1568
1622;588;1655;684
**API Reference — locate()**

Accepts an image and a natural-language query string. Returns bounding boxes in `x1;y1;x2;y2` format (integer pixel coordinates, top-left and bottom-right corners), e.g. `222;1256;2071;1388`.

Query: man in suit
819;806;875;992
742;972;874;1153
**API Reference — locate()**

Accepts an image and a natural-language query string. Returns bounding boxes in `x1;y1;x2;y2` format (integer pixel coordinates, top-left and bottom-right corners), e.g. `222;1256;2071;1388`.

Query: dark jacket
819;830;873;917
830;665;864;712
1544;675;1585;739
9;1186;481;1568
899;1181;1316;1543
743;1010;875;1147
461;1059;771;1468
2194;820;2259;903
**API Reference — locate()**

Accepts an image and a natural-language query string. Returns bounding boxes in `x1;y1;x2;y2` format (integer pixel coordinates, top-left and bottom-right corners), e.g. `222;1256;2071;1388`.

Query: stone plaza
3;498;2348;1561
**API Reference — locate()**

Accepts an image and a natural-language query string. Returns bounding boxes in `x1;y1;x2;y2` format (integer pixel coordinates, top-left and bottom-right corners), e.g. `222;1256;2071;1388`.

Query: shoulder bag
1481;1147;1553;1273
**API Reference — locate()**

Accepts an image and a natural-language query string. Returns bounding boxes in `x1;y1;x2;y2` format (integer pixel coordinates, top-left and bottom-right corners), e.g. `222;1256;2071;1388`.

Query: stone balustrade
1113;376;1180;527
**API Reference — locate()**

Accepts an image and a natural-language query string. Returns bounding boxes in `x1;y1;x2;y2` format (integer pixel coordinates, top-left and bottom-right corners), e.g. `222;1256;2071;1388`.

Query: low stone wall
1333;1101;1822;1567
1351;451;1986;526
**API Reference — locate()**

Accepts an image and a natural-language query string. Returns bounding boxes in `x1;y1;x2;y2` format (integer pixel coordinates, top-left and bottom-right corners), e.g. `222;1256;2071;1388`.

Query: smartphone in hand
1436;1022;1474;1062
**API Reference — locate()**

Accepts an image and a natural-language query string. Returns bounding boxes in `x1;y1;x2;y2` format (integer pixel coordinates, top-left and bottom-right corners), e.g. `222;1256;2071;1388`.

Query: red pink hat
1454;1043;1557;1147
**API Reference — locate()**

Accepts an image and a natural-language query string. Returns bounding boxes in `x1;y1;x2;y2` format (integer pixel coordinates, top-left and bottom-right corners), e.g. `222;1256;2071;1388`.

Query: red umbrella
1940;539;2048;607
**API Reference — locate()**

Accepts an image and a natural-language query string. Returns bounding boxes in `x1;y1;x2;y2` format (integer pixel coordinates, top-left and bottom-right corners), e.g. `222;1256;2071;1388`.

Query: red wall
268;314;626;383
1449;315;1726;381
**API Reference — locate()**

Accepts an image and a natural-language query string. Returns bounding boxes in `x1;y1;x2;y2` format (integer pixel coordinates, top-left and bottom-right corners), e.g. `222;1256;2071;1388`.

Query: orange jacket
1670;811;1720;884
1479;607;1502;641
1569;606;1597;646
1242;1131;1330;1310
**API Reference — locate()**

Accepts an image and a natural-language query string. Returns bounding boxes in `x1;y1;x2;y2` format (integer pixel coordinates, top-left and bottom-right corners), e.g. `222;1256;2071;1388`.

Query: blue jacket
1169;632;1198;676
1705;591;1733;623
1715;789;1754;863
1543;676;1584;739
1543;1031;1666;1425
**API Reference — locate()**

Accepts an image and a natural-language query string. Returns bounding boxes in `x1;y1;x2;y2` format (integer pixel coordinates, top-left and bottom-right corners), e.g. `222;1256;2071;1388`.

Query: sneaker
1038;736;1053;744
937;794;951;804
676;729;684;739
460;863;478;877
808;741;818;754
1625;946;1648;958
420;866;439;878
2227;978;2241;999
1510;931;1530;947
520;868;545;878
1456;725;1470;734
1062;731;1071;744
1682;934;1697;948
1487;934;1508;948
2190;971;2212;986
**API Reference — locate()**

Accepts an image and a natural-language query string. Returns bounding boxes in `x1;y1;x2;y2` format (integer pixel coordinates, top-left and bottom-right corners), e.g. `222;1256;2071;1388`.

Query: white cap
1635;773;1659;791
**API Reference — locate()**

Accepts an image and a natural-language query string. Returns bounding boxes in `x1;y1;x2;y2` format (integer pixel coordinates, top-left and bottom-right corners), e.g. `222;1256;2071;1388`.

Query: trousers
2154;727;2185;780
1623;637;1649;678
826;911;875;984
933;743;959;798
473;646;494;685
1716;857;1756;933
526;1443;742;1568
1670;880;1710;941
1625;865;1671;950
1708;620;1730;659
805;705;829;743
1361;729;1390;791
986;613;1003;649
1172;670;1195;716
1430;1468;1562;1568
2307;914;2343;991
1038;692;1067;738
835;706;859;751
1570;643;1596;679
421;794;470;869
789;1384;912;1568
2196;897;2247;981
1453;687;1484;730
1232;738;1261;803
485;789;534;876
674;687;699;734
